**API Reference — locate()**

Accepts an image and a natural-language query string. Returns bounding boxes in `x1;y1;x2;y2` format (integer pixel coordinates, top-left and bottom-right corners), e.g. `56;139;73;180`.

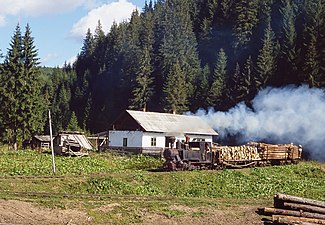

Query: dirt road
0;199;266;225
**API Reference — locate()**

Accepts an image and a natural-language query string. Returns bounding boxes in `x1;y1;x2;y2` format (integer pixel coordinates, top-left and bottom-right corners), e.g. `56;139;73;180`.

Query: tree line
0;0;324;148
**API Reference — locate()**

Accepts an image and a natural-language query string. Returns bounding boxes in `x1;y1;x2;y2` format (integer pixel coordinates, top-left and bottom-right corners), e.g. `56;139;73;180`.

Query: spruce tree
80;29;94;58
192;64;210;110
241;56;255;104
66;111;81;131
278;0;298;84
93;20;106;73
158;0;201;111
21;24;45;140
162;61;188;114
227;63;243;105
219;0;233;20
120;10;142;105
0;24;45;149
233;0;259;49
302;0;324;87
304;35;320;87
129;47;154;111
256;23;277;90
0;24;24;150
207;48;227;109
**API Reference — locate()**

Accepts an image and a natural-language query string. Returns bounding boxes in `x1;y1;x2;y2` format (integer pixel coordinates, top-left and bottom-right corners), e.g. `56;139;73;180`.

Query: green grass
82;163;324;199
0;147;324;224
0;148;163;176
0;148;324;200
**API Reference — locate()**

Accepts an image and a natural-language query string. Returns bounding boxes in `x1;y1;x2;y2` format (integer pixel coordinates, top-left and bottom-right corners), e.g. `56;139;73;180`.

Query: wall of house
109;130;214;149
142;132;166;148
109;130;143;148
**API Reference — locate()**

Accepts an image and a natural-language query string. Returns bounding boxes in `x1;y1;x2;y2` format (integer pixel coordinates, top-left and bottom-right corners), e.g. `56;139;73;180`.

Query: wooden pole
283;202;325;214
273;215;325;225
264;207;325;220
275;194;325;208
49;110;56;175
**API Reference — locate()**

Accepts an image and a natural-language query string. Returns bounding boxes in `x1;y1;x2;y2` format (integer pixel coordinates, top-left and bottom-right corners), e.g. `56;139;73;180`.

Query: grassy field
0;146;324;224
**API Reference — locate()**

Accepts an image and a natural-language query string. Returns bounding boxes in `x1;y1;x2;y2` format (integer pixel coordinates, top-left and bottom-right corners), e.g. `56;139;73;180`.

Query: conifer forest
0;0;324;148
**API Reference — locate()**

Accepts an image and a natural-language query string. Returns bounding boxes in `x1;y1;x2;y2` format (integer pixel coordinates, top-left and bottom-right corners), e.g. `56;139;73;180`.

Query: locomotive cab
163;139;216;170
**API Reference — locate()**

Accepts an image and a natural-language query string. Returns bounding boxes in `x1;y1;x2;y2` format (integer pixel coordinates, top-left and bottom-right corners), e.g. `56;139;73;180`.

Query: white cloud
41;53;59;65
69;0;137;39
0;0;97;19
0;15;5;26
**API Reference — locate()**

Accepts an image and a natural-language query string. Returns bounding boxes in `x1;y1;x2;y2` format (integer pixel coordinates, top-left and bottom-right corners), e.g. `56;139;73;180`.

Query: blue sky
0;0;146;67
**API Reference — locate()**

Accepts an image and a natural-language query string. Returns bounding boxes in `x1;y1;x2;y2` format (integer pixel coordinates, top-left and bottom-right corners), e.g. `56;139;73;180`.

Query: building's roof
34;135;51;142
125;110;218;136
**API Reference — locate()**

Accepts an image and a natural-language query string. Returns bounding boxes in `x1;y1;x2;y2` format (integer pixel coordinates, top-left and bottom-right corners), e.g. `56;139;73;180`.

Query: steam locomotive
162;137;302;171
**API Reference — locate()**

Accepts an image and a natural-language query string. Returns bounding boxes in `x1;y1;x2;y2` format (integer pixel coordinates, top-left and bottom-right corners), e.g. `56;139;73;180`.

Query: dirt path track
0;199;265;225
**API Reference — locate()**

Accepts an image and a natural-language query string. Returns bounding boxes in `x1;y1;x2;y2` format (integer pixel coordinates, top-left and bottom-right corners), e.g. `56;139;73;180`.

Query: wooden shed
54;131;93;156
108;110;218;155
31;135;51;150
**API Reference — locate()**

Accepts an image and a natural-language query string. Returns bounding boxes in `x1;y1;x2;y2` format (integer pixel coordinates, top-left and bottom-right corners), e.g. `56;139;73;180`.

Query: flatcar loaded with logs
162;137;302;171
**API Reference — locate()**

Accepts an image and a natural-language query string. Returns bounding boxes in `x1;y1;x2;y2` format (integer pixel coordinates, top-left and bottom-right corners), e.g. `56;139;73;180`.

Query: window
151;137;157;147
123;138;128;147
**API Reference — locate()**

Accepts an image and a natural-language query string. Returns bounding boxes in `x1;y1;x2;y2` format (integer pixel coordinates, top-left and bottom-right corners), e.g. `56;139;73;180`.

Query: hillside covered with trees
0;0;324;148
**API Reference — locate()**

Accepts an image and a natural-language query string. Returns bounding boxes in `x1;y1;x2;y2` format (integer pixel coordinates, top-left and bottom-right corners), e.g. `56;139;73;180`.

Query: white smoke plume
195;85;325;161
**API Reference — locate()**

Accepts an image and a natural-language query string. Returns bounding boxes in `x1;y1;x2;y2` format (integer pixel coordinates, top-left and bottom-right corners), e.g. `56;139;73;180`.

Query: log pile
215;145;261;161
214;142;302;162
248;142;300;160
259;193;325;224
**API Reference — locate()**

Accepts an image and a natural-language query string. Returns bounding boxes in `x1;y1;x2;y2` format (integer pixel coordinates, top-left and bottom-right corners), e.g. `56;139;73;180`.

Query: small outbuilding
54;131;93;156
30;135;52;150
108;110;218;155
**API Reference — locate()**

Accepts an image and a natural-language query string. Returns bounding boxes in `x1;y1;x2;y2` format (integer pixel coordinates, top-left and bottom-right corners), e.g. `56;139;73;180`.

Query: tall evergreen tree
0;24;23;149
207;48;227;109
301;0;325;87
259;0;273;25
233;0;259;49
93;20;106;73
66;111;81;131
21;24;45;140
162;61;188;114
192;64;210;110
0;24;45;149
120;10;142;104
227;62;243;105
278;0;298;84
303;35;319;86
158;0;201;111
129;48;154;111
80;29;94;58
256;23;277;90
241;56;255;104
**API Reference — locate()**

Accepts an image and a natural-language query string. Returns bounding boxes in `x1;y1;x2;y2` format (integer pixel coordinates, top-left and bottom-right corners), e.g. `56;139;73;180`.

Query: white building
108;110;218;154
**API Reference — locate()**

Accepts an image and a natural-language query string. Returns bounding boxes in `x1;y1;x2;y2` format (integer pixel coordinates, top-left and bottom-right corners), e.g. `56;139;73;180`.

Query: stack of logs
260;193;325;224
216;145;261;161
